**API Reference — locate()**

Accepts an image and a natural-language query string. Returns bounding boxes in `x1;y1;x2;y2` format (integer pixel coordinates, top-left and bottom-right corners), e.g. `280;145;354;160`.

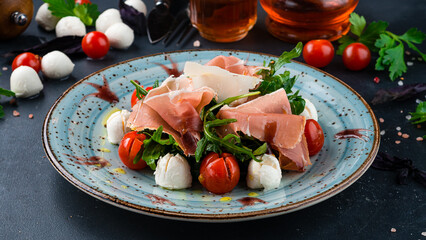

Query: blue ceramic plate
42;50;380;222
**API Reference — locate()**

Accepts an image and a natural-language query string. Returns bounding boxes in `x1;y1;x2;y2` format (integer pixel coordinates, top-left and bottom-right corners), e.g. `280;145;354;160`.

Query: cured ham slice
217;89;311;171
127;79;216;155
205;55;266;76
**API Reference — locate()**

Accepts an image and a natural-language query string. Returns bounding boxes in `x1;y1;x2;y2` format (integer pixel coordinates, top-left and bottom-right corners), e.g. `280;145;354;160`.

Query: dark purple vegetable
3;36;84;58
371;83;426;105
119;0;146;35
372;152;426;187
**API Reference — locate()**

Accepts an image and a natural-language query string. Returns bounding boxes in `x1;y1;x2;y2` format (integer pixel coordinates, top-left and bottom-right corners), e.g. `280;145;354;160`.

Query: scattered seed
396;126;401;131
417;124;422;128
418;57;423;62
407;61;413;66
193;40;201;47
374;77;380;84
9;98;17;106
421;232;426;236
398;81;403;86
406;115;412;120
400;110;403;113
2;66;7;71
379;118;384;123
416;137;423;142
395;140;401;144
12;110;20;117
405;51;411;55
400;77;404;80
416;99;421;104
29;114;34;119
411;57;416;61
398;132;402;136
380;130;386;136
402;133;409;139
391;228;397;233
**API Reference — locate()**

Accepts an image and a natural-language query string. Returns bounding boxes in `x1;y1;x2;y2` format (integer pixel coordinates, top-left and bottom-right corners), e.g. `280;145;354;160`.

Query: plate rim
42;49;380;222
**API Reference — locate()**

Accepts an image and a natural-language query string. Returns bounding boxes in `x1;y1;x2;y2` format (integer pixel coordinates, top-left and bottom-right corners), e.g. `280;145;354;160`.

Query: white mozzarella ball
106;110;131;144
10;66;44;98
55;16;86;37
300;98;318;121
35;3;60;31
247;154;282;191
154;153;192;189
41;51;75;79
105;23;134;49
125;0;147;15
96;9;123;33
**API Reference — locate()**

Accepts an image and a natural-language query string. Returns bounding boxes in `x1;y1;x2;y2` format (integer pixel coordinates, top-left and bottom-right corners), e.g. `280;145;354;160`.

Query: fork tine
163;18;190;46
176;23;196;47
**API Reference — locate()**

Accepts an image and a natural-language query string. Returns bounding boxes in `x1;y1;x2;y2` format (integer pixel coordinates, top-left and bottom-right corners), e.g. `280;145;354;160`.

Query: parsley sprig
0;88;15;118
44;0;100;26
410;101;426;124
338;13;426;81
254;42;306;115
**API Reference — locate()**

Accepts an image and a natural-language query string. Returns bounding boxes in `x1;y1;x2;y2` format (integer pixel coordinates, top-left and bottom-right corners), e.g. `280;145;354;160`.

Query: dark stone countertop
0;0;425;239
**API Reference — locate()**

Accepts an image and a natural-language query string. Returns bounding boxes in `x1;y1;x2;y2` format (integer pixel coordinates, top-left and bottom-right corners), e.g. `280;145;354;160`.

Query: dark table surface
1;0;425;239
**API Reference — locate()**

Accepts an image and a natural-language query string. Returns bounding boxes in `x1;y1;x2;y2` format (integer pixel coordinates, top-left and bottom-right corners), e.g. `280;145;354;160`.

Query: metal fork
162;8;197;47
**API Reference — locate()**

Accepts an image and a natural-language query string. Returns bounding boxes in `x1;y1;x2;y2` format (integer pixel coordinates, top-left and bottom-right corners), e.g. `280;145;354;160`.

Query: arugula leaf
0;88;15;119
274;42;303;72
130;80;148;100
43;0;100;26
288;90;306;115
410;101;426;124
253;143;268;156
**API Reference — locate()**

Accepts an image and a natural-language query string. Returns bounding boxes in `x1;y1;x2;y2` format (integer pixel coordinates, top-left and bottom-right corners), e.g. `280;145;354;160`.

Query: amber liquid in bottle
190;0;258;42
260;0;359;42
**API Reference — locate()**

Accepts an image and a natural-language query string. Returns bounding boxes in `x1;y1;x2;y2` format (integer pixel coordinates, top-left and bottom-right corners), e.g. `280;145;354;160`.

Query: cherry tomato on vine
75;0;91;4
198;152;240;194
342;43;371;71
118;131;147;170
304;119;324;156
303;39;335;68
12;52;42;72
82;31;110;59
130;86;153;107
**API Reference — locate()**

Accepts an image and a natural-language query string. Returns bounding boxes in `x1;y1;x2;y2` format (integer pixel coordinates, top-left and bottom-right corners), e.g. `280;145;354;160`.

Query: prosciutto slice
217;89;311;171
127;77;215;155
205;55;266;76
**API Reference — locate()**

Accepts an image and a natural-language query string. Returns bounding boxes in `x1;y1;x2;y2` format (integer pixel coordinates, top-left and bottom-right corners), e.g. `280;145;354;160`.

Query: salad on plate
105;43;325;194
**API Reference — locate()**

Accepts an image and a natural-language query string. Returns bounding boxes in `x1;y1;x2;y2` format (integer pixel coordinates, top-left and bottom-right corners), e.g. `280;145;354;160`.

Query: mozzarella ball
41;51;74;79
105;23;134;49
55;16;86;37
106;110;131;144
300;98;318;121
154;153;192;189
10;66;44;98
96;9;123;33
125;0;147;15
247;154;282;191
35;3;60;31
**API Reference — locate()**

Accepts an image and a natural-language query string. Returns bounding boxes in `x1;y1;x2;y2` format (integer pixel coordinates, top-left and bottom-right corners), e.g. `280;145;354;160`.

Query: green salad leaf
410;101;426;124
0;88;15;118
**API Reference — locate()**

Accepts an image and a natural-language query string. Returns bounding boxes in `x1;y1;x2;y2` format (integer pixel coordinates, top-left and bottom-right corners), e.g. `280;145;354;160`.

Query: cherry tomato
82;31;110;59
130;86;153;107
75;0;91;4
304;119;324;156
342;43;371;71
303;40;335;68
12;52;42;72
198;152;240;194
118;131;147;170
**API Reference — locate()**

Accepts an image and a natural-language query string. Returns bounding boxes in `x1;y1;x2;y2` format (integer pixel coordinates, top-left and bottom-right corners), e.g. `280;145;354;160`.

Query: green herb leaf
375;34;396;71
44;0;100;26
130;80;148;100
253;143;268;156
399;28;426;61
349;13;366;37
410;101;426;124
288;90;306;115
274;42;303;72
0;105;4;119
382;43;407;81
195;136;208;163
0;88;16;98
358;20;388;51
337;35;356;55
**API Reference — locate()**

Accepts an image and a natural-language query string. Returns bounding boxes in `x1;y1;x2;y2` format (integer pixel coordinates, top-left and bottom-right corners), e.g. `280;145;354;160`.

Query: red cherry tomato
303;40;335;68
12;52;42;72
75;0;91;4
342;43;371;71
118;131;147;170
304;119;324;156
130;86;154;107
198;152;240;194
82;31;110;59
